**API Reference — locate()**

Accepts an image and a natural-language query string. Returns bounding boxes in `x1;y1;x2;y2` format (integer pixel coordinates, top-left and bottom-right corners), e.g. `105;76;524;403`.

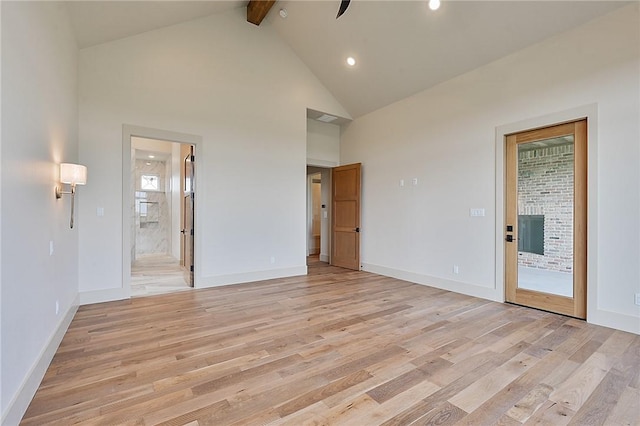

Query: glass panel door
505;120;586;319
516;135;574;297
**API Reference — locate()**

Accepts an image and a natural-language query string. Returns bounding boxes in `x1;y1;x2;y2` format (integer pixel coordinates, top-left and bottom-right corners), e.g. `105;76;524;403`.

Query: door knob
505;235;514;242
355;227;360;232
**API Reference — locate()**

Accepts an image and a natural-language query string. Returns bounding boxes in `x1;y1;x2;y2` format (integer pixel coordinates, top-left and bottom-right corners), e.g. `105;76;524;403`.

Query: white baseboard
79;287;129;305
590;309;640;335
2;295;79;425
198;266;308;288
361;263;501;302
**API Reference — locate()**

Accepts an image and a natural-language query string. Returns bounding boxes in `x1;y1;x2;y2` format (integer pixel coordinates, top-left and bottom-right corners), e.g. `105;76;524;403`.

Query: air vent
316;114;338;123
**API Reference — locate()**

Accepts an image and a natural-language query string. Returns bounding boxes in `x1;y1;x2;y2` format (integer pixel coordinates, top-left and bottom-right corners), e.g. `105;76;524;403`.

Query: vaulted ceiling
65;1;628;119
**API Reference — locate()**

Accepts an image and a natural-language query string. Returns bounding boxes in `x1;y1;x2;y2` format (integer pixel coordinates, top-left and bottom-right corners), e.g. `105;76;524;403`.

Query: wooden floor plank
20;258;640;425
604;385;640;425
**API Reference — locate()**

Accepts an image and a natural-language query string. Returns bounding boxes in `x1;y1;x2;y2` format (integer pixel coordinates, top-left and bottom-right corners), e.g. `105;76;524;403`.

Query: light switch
470;208;485;217
412;178;418;186
97;207;104;217
323;211;328;219
399;179;405;187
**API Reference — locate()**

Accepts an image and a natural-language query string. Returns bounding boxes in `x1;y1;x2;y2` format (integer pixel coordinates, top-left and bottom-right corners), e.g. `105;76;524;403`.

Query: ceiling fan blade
336;0;350;19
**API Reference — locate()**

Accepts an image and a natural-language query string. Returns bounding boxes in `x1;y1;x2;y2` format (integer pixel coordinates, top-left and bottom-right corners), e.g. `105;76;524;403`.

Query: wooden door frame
494;105;598;320
505;120;586;318
181;145;195;287
122;125;202;297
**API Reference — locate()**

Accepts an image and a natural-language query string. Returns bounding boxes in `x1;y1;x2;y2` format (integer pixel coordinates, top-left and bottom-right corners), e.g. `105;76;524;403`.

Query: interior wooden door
505;120;586;318
331;163;361;270
182;146;195;287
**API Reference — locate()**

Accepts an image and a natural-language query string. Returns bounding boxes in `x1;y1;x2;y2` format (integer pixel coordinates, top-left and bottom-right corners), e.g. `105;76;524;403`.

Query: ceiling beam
247;0;276;26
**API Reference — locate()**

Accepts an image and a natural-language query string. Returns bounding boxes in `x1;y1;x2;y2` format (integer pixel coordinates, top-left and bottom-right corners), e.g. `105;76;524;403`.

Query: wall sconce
55;163;87;229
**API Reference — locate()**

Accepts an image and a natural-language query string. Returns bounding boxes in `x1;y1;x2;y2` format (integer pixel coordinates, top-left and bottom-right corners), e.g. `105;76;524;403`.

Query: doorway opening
130;137;195;297
306;166;330;268
505;119;587;318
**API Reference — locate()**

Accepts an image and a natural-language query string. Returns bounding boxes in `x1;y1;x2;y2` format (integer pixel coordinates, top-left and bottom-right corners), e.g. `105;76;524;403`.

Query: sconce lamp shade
60;163;87;185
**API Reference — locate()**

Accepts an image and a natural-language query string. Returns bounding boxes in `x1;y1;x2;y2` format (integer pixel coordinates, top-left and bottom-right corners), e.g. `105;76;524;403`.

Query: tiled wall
134;159;171;257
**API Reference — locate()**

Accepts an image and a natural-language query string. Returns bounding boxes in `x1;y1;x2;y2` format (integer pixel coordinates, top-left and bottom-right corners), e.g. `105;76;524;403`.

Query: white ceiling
66;1;245;48
268;1;627;118
65;0;628;118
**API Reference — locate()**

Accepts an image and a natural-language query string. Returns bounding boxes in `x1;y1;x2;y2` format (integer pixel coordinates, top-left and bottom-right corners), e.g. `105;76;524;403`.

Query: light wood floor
22;259;640;425
131;255;190;298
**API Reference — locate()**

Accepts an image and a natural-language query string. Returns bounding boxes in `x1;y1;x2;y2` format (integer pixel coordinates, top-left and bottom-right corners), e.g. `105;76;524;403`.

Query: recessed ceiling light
148;155;155;159
428;0;440;11
279;9;288;18
346;56;356;67
146;162;151;166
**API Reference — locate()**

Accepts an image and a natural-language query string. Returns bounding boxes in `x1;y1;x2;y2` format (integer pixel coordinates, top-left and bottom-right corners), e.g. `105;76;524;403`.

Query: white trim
1;296;79;425
589;309;640;335
319;254;329;262
307;157;338;168
361;263;500;302
79;287;129;305
198;266;308;288
122;125;202;296
495;104;607;322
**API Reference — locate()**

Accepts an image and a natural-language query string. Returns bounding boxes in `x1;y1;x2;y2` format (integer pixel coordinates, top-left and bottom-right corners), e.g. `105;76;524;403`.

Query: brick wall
517;144;573;272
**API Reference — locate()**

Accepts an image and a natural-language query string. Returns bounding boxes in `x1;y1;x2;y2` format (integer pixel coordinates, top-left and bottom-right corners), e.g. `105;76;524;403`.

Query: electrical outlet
453;265;459;274
49;241;54;256
55;300;59;315
635;293;640;306
270;256;276;264
412;178;418;186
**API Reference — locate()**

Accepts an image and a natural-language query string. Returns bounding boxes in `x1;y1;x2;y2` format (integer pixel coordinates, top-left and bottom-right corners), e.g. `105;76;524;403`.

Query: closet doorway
307;166;331;265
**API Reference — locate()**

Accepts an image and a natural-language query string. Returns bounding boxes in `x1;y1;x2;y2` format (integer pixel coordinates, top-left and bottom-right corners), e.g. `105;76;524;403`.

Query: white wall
77;8;349;297
307;118;340;167
341;4;640;334
1;2;80;422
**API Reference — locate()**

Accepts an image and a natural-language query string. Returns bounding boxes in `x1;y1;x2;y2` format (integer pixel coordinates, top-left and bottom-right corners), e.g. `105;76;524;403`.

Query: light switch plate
470;208;485;217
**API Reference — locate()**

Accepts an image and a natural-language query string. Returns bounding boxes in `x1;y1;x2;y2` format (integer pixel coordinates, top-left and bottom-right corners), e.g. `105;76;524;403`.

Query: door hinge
190;265;194;272
190;155;195;162
190;229;194;236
